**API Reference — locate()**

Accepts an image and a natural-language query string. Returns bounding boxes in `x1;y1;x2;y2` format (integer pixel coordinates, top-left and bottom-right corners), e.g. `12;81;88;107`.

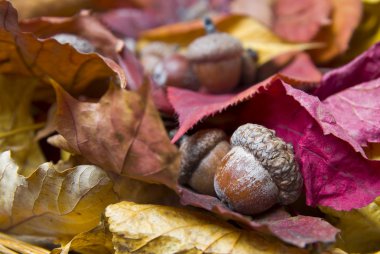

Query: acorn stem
203;17;217;34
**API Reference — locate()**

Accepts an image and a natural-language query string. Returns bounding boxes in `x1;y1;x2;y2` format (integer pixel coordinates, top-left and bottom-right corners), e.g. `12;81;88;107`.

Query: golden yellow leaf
320;197;380;253
52;224;114;254
139;15;320;65
0;232;49;254
104;201;305;254
0;150;118;237
0;75;45;174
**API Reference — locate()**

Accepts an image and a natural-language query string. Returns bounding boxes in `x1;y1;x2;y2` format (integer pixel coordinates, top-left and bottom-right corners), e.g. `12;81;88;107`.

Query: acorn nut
153;53;200;91
187;32;244;94
179;129;231;196
214;123;303;215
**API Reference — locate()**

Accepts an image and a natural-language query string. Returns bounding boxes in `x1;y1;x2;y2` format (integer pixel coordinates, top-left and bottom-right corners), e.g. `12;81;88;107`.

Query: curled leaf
0;151;118;237
139;15;320;65
0;1;125;98
105;201;307;253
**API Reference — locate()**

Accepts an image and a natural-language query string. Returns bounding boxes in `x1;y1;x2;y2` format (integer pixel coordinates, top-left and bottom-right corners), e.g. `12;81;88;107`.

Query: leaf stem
0;122;45;139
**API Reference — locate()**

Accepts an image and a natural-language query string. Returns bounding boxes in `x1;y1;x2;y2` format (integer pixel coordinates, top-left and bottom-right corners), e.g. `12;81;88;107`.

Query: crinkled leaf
316;42;380;100
169;76;380;210
179;187;338;247
0;232;49;254
20;10;124;59
105;201;306;253
0;1;125;98
0;151;118;237
323;78;380;146
320;197;380;253
52;224;114;254
310;0;362;62
273;0;331;42
54;82;180;188
0;75;44;174
139;15;320;65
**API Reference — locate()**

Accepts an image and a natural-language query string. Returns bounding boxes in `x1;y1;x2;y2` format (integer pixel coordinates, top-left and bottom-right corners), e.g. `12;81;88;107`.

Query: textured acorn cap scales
178;129;230;196
230;124;303;205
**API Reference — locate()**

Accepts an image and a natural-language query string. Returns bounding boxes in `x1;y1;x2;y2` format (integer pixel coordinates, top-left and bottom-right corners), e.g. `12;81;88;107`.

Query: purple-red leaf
179;187;338;247
170;77;380;211
316;42;380;100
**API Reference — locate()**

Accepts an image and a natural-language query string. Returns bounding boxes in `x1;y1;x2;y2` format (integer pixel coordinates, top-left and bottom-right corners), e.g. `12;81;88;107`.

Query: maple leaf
0;151;118;237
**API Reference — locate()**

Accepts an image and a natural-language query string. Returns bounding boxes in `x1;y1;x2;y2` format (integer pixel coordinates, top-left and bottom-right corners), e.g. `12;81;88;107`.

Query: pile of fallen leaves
0;0;380;253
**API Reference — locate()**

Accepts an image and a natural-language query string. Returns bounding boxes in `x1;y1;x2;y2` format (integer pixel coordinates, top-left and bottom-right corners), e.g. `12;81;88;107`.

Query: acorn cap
178;129;228;185
230;123;303;205
187;33;244;62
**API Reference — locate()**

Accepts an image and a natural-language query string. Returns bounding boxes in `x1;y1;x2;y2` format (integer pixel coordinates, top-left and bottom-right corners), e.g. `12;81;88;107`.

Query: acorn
153;53;200;91
178;129;231;196
53;33;95;54
214;123;303;215
140;42;178;74
186;19;244;94
240;48;258;86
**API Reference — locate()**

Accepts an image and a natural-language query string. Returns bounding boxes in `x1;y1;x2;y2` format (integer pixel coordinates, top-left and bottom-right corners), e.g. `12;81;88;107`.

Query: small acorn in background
53;33;95;54
186;18;244;94
153;53;200;91
178;129;230;196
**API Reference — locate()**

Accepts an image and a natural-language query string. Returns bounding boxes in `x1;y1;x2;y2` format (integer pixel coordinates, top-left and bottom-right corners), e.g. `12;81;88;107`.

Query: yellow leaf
139;15;320;65
104;201;305;254
0;151;118;237
320;197;380;253
364;143;380;160
0;232;49;254
0;75;45;175
52;224;114;254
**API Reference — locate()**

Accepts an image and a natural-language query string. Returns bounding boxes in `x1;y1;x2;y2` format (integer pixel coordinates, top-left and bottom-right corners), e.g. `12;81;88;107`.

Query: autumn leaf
53;81;180;188
321;197;380;253
310;0;362;62
19;10;124;59
0;232;49;254
178;187;338;247
52;224;114;254
0;1;125;98
272;0;331;42
0;150;118;237
0;75;45;174
139;15;320;65
104;201;306;254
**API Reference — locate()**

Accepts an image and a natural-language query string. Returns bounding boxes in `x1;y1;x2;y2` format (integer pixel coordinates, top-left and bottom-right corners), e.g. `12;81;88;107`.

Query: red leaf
170;75;380;210
273;0;331;42
316;42;380;100
179;187;338;247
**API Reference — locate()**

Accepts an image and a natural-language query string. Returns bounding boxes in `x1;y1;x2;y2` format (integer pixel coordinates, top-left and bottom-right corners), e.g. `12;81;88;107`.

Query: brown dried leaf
0;151;118;237
53;81;180;188
0;1;125;98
